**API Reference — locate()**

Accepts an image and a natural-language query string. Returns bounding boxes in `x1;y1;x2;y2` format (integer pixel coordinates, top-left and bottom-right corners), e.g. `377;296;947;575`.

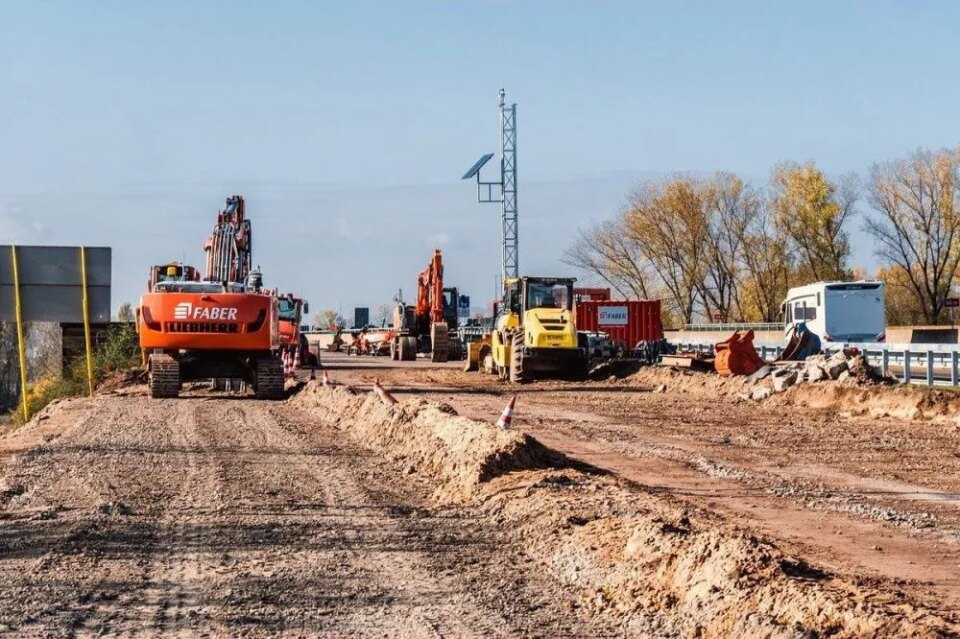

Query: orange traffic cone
283;351;291;378
373;377;398;405
496;395;517;429
322;371;331;388
293;346;301;371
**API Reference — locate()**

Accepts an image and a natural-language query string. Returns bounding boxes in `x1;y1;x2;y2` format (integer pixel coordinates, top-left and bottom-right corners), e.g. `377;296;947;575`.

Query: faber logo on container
174;302;192;319
598;306;628;326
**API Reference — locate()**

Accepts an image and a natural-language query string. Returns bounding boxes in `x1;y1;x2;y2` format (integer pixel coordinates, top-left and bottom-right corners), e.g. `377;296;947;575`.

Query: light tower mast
462;88;519;285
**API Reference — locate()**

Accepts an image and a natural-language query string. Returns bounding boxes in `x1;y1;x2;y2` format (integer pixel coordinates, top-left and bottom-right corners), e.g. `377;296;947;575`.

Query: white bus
781;281;886;343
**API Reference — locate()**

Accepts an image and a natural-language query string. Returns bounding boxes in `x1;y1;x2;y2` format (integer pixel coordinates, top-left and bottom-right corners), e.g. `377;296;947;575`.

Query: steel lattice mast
499;89;518;282
461;88;519;286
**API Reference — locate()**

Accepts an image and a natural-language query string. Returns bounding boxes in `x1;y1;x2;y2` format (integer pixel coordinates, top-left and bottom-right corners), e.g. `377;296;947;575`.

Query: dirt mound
774;382;960;422
480;470;956;638
97;368;146;393
293;380;959;637
293;382;567;502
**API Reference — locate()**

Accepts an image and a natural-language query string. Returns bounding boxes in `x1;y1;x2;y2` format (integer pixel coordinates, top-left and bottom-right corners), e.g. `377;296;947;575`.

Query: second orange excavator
390;249;463;362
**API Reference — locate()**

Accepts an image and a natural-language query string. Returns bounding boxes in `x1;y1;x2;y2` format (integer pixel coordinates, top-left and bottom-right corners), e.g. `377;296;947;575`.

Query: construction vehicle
138;195;285;399
390;249;464;362
278;294;319;367
464;276;589;382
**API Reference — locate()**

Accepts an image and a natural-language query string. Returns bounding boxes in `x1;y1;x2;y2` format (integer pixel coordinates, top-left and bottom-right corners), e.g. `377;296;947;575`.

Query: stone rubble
746;349;889;400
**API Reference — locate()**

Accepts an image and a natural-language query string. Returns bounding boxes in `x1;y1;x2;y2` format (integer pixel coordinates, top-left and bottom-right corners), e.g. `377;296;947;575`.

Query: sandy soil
1;351;958;637
322;352;960;623
0;391;624;637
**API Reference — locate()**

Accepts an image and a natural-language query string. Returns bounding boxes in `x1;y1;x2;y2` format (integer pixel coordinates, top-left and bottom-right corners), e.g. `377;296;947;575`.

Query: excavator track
430;322;449;363
148;354;181;398
254;355;285;400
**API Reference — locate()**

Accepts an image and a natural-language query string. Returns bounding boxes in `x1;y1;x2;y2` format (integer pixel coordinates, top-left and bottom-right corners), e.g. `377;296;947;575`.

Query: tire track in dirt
0;393;630;637
0;399;204;636
265;402;626;638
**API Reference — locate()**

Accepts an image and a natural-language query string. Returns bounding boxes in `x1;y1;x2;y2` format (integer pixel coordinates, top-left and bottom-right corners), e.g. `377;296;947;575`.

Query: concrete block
804;365;826;382
827;360;849;380
749;365;774;382
751;386;773;400
773;370;798;392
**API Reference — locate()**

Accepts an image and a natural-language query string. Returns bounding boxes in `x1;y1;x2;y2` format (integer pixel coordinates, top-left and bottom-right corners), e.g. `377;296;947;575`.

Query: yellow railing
9;245;97;421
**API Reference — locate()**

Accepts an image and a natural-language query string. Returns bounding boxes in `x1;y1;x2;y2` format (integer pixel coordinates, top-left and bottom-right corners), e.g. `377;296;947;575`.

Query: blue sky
2;1;959;318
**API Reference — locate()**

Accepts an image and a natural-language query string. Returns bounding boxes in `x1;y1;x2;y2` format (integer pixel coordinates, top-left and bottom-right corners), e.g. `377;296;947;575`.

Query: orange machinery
390;249;462;362
714;330;766;376
277;294;319;367
138;196;285;399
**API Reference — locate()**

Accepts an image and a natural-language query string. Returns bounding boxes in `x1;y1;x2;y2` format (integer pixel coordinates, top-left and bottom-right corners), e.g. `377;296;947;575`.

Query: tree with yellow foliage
770;161;856;282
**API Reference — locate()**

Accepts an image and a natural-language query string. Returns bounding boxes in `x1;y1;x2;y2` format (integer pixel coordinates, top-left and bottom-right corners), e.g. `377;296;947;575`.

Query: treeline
565;147;960;327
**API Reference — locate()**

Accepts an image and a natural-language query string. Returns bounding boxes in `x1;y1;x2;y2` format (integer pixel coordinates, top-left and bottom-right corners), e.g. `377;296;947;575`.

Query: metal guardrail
457;326;488;344
681;322;783;332
670;339;960;388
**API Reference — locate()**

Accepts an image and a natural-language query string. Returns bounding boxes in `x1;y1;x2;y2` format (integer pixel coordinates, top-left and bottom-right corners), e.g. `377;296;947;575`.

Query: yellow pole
11;246;29;421
80;246;95;397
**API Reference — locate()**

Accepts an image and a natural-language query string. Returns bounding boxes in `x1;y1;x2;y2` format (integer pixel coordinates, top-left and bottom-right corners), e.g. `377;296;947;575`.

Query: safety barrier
681;322;783;333
669;339;960;388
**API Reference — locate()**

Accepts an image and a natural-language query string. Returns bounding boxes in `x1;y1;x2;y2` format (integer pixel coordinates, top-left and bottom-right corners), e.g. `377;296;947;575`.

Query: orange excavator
390;249;463;362
138;195;285;399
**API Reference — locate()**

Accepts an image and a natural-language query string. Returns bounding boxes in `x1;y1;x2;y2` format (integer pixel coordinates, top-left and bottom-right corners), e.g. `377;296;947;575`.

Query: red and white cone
284;351;292;378
496;395;517;429
322;371;331;388
293;346;301;371
372;377;398;405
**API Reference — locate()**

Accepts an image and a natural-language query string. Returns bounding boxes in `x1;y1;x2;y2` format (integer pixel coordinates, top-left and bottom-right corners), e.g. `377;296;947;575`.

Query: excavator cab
148;263;199;292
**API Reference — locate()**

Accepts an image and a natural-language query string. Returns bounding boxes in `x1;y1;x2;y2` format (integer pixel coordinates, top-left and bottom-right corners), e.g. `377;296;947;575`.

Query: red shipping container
575;300;663;348
573;287;611;302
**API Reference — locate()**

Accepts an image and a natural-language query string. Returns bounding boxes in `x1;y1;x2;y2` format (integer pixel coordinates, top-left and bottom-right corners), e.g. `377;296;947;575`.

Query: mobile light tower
462;88;518;285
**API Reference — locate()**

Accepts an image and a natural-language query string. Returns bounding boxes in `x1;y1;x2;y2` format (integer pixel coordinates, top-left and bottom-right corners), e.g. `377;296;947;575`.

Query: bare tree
740;208;791;322
373;303;392;327
699;172;758;321
866;148;960;324
626;178;708;323
313;309;345;330
562;214;654;299
116;302;134;323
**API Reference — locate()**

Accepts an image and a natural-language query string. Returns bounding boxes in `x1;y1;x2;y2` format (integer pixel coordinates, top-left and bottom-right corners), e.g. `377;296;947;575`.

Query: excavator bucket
714;330;767;376
777;322;822;361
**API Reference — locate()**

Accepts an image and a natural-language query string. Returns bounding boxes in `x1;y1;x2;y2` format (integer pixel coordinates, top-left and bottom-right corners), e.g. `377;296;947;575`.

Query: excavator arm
203;195;252;284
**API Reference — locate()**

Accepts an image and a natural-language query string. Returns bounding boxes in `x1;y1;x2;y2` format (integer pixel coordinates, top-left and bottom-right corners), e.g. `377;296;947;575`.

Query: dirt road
323;352;960;619
1;353;958;637
0;393;623;637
